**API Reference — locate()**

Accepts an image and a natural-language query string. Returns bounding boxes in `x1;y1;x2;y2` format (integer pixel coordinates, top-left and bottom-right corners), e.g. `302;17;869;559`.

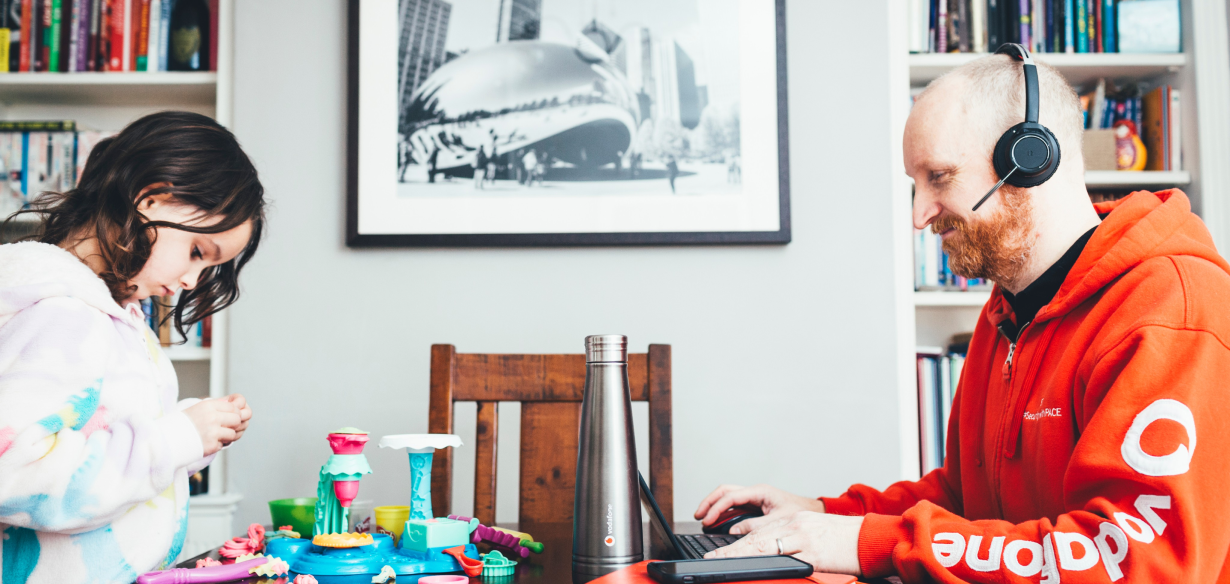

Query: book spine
1063;0;1074;52
988;0;1000;50
85;0;97;69
35;0;46;71
937;0;947;52
120;0;128;70
207;0;215;70
1075;0;1087;52
1103;0;1114;52
1033;0;1043;52
1093;0;1101;52
1087;0;1096;52
156;0;167;69
0;19;7;72
46;0;58;71
66;0;78;69
106;0;120;69
958;0;969;52
972;0;985;52
144;0;155;70
1170;88;1181;171
18;0;28;70
132;0;143;69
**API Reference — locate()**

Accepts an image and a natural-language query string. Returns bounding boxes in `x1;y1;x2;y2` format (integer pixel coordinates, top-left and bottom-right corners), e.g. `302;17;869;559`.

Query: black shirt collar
1002;226;1097;333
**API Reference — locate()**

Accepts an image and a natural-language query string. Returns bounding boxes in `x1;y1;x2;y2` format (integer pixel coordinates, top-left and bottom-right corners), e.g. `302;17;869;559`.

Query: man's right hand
183;399;242;456
693;484;826;535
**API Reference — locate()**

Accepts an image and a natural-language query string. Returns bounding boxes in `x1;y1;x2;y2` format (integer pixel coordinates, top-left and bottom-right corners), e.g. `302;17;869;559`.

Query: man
698;53;1230;582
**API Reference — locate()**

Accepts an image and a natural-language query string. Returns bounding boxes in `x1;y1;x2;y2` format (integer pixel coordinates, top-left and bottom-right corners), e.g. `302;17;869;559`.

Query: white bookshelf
889;0;1230;480
0;0;239;561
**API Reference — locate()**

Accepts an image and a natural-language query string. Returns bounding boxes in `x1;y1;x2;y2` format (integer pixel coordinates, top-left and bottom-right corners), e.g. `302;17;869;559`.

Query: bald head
915;54;1085;178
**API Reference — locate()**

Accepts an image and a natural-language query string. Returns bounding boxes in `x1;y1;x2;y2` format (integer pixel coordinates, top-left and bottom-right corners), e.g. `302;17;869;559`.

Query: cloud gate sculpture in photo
402;41;641;171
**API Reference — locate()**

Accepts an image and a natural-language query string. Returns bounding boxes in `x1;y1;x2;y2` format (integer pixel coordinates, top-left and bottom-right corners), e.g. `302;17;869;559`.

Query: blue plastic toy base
267;534;478;578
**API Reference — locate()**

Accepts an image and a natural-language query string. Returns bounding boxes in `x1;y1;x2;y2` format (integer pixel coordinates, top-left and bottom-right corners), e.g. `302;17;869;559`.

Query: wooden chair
427;344;673;528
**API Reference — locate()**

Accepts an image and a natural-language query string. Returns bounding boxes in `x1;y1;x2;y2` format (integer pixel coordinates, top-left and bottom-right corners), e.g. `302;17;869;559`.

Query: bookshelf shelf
0;73;218;106
1085;170;1191;188
166;346;212;362
909;53;1187;86
914;290;993;307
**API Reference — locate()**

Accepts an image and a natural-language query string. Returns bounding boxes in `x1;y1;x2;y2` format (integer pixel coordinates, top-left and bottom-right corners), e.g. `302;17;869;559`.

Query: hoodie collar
988;190;1228;328
0;241;135;326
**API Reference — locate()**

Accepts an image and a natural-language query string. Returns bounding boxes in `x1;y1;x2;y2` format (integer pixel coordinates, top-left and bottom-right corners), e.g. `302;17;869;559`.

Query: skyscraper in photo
673;43;702;129
496;0;541;42
615;28;702;129
398;0;452;131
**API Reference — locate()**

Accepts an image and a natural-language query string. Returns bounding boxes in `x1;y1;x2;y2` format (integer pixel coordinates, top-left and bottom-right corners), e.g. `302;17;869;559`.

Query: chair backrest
428;344;673;528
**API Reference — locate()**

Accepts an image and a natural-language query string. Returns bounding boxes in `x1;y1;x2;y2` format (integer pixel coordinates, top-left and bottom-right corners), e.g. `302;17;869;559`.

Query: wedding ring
776;538;785;555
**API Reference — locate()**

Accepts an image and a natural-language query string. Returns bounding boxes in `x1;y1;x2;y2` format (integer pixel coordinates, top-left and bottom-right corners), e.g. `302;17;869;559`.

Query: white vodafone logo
1120;399;1196;477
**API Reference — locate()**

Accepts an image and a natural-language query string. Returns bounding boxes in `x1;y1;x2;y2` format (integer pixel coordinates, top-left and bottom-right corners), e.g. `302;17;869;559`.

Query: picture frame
346;0;790;247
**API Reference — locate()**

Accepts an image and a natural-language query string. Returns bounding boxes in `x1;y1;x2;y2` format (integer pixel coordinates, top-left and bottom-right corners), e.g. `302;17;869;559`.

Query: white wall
226;0;906;525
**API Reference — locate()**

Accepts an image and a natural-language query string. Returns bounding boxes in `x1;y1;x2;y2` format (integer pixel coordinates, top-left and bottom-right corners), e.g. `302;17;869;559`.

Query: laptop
638;472;744;560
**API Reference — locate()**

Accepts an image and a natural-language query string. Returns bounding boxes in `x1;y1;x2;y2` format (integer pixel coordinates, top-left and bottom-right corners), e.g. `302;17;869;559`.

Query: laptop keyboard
679;534;743;559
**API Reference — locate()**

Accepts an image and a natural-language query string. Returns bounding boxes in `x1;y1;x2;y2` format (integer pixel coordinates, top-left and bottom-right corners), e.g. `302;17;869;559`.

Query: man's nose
912;188;942;230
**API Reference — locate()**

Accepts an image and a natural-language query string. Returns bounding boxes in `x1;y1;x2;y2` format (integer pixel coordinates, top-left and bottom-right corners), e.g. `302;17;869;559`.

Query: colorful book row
0;0;217;73
0;125;115;218
914;228;989;291
909;0;1181;54
918;348;964;475
140;293;211;348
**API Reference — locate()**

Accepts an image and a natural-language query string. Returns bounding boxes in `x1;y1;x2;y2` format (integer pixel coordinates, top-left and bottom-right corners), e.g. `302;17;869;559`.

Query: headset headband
996;43;1039;124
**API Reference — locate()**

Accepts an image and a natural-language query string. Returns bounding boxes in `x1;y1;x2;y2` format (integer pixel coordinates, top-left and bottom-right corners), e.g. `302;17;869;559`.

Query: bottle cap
585;335;627;363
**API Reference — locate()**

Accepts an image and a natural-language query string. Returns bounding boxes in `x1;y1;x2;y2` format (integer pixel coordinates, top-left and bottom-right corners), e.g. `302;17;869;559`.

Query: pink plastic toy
327;432;370;454
194;558;222;569
218;523;265;559
138;556;269;584
292;576;318;584
470;524;530;559
418;577;468;584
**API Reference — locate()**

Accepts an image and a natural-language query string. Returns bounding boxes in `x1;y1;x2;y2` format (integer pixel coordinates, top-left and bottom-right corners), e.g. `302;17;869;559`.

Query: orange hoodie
821;190;1230;583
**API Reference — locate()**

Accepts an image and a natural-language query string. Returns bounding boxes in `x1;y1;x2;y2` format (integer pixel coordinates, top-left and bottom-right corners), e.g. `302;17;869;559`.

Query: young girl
0;111;266;582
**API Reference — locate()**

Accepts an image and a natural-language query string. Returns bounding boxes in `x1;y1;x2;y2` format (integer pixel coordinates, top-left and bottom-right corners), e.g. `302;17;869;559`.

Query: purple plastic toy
137;557;270;584
471;524;531;559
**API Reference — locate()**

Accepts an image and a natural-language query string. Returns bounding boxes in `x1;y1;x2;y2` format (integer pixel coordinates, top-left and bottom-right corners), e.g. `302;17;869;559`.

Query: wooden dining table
178;521;880;583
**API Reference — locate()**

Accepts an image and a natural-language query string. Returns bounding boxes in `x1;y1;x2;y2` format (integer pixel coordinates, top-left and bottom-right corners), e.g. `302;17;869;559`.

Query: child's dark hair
9;110;265;338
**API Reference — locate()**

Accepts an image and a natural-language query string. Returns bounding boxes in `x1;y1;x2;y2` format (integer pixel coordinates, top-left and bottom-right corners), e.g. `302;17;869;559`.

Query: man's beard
931;189;1035;286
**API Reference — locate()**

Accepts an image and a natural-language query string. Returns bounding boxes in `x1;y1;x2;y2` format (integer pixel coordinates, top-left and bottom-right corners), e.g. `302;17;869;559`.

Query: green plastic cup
269;497;317;537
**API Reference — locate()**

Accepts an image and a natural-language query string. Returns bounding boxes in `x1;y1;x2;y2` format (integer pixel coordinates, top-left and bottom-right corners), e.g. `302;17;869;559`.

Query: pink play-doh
327;433;370;454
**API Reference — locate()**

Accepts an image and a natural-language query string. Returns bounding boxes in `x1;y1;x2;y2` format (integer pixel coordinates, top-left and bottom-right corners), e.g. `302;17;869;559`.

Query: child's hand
222;393;253;444
184;399;241;456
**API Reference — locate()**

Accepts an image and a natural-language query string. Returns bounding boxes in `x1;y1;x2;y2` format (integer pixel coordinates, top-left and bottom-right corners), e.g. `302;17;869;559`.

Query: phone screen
655;556;809;575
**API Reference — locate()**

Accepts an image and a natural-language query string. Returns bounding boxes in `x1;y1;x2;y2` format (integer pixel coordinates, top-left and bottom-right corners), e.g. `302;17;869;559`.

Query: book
1141;86;1168;171
988;0;1001;49
1091;0;1100;53
0;0;11;72
1169;88;1181;171
957;0;970;53
1118;0;1180;53
937;0;948;53
74;129;113;182
1018;0;1030;50
105;0;120;69
206;0;215;70
918;352;941;474
156;0;167;69
0;119;75;131
86;0;98;69
971;0;986;51
144;0;156;70
0;133;23;216
1103;0;1115;51
133;0;144;69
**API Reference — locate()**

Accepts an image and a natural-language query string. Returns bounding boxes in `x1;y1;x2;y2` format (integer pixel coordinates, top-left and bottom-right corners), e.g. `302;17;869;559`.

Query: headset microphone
972;43;1061;212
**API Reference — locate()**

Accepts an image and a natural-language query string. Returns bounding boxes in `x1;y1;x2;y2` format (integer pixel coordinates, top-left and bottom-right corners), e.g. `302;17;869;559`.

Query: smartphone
646;556;814;584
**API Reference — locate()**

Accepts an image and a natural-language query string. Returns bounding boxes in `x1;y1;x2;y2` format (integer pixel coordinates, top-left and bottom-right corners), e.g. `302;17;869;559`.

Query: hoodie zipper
995;321;1030;518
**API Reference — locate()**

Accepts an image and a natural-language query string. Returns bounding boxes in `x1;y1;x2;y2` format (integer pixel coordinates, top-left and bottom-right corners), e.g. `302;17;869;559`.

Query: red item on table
218;523;265;559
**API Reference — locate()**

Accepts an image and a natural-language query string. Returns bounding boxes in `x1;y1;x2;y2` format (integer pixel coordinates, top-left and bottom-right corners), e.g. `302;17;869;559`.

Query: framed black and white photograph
346;0;789;246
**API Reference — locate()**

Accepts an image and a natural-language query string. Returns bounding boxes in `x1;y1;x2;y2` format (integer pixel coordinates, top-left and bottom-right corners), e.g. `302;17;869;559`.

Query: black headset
971;43;1062;212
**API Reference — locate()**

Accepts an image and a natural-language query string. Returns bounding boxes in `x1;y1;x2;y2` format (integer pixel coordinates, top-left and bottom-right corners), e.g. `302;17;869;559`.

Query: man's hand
183;399;241;456
704;511;863;576
693;484;825;534
222;393;253;443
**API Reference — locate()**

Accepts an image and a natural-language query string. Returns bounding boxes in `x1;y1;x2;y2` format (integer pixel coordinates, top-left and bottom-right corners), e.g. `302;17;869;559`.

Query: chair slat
453;353;649;402
519;401;581;524
474;401;499;526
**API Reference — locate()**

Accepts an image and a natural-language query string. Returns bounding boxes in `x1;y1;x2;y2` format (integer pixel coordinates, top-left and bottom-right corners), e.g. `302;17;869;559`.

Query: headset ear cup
992;122;1061;189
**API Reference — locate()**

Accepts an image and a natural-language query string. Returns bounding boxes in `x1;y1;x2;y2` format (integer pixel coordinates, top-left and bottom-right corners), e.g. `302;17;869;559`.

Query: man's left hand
704;511;864;576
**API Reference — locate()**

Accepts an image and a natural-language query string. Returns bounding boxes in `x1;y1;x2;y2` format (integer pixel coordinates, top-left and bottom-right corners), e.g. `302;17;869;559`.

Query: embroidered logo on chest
1023;398;1063;421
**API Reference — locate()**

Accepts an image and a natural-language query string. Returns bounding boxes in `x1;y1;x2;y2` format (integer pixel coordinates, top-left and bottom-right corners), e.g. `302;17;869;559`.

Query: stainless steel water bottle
572;334;643;582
